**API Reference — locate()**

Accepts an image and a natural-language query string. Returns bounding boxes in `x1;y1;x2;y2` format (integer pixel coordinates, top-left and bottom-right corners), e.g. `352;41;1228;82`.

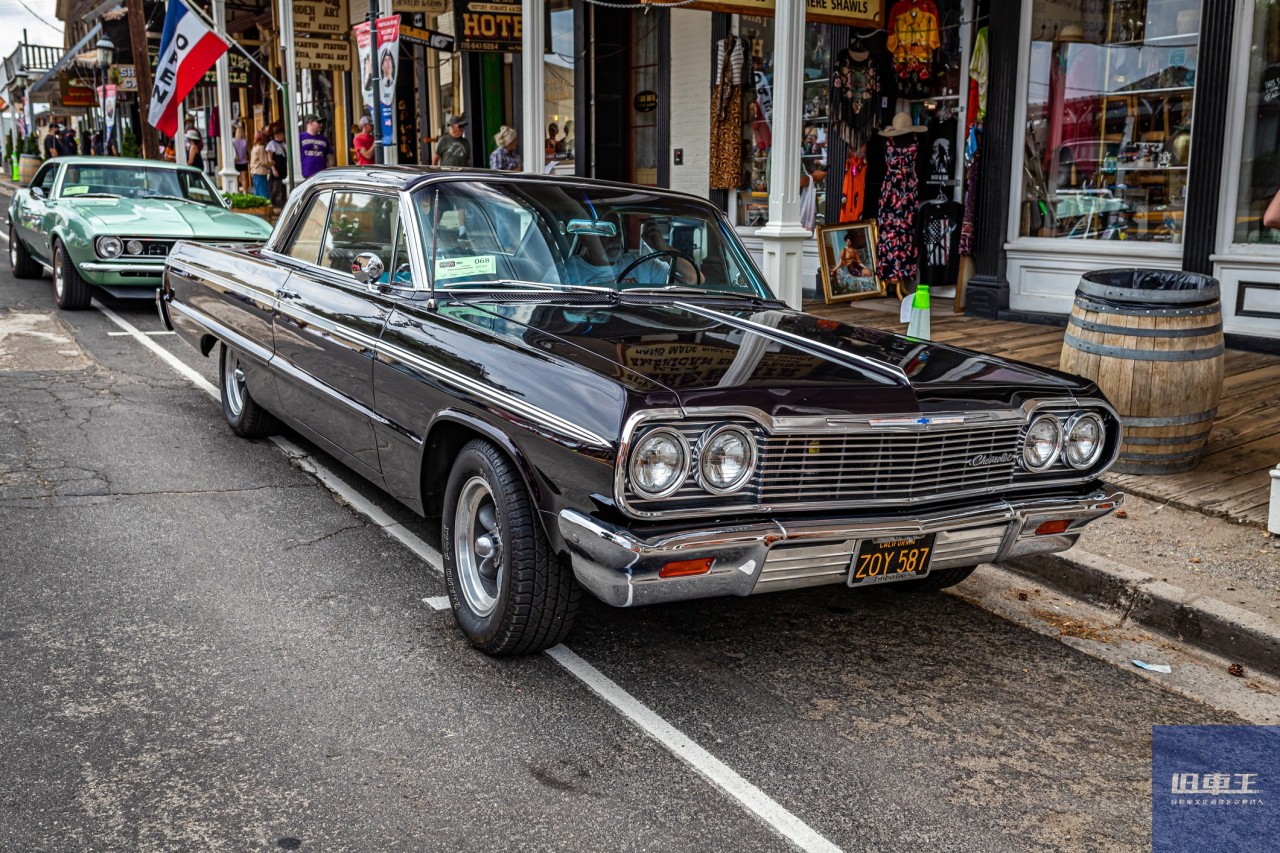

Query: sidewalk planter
18;154;40;187
1061;269;1224;475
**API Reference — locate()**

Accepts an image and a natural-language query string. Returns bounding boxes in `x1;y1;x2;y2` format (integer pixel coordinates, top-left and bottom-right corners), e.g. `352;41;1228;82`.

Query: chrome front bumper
558;484;1123;607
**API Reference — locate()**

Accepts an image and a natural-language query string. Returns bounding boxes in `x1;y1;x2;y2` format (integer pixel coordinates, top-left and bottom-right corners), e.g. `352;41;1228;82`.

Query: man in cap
432;114;469;167
42;123;64;160
298;113;333;180
352;115;375;165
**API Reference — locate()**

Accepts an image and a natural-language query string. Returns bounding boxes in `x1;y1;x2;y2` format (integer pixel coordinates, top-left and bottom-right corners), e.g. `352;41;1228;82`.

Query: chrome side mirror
30;186;45;200
351;251;385;285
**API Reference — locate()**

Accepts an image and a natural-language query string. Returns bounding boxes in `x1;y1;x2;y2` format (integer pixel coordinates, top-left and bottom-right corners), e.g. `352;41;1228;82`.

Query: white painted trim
1215;0;1256;257
1004;238;1182;261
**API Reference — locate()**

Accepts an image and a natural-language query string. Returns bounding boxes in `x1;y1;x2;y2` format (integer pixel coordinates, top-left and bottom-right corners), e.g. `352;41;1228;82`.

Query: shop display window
545;0;576;174
1019;0;1199;243
1232;1;1280;245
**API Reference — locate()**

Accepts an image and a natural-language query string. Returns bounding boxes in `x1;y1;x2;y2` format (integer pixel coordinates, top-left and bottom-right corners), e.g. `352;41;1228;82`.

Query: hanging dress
709;35;745;190
840;152;867;222
831;46;880;150
876;136;920;283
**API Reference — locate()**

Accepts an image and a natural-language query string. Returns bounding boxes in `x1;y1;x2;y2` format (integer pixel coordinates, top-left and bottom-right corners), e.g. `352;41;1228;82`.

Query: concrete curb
1006;549;1280;680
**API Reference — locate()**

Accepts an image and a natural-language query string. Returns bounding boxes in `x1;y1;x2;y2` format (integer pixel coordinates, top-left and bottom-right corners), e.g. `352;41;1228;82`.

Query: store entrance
588;5;668;186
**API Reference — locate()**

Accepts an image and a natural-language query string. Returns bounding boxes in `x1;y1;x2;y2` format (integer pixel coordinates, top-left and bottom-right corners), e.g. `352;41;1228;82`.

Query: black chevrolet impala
158;168;1123;655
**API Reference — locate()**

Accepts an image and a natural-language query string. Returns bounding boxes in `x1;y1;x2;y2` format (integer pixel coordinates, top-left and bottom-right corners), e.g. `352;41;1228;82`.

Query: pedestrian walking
91;131;103;156
266;124;288;209
432;114;469;167
185;129;204;171
352;115;375;165
298;114;332;181
233;124;249;192
249;129;271;199
42;123;63;160
490;125;521;171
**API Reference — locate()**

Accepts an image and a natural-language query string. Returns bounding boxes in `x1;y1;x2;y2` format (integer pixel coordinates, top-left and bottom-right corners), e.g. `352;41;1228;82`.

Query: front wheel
9;224;39;279
52;240;92;310
219;343;278;438
442;439;580;655
888;565;978;593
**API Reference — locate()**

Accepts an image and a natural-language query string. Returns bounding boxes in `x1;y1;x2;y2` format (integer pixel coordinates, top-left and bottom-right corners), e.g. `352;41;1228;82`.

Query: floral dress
876;137;920;283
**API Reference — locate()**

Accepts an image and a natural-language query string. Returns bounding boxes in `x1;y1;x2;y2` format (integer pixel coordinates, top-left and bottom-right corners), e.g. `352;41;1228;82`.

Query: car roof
52;156;204;174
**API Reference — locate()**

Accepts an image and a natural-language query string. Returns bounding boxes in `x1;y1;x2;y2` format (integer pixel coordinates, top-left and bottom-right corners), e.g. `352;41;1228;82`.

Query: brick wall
667;10;711;199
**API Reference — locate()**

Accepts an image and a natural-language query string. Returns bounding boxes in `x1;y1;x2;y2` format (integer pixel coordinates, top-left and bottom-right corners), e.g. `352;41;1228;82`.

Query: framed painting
817;221;882;302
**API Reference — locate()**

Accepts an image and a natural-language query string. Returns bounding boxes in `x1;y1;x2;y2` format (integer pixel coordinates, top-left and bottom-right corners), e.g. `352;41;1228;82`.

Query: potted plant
223;191;273;219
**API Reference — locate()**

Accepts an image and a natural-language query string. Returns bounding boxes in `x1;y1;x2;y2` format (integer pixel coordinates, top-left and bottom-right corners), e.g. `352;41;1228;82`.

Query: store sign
684;0;882;27
454;0;522;53
634;90;657;113
394;0;449;13
114;65;137;92
203;52;250;85
295;37;353;71
294;0;348;35
1263;64;1280;104
59;76;95;107
400;24;455;51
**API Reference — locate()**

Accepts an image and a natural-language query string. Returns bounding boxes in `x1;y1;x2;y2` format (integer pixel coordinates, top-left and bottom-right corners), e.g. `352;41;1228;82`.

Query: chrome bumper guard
81;261;165;273
558;484;1123;607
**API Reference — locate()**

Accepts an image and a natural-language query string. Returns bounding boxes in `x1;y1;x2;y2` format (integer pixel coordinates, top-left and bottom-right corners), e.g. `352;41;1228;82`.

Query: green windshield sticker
434;255;496;280
61;186;87;196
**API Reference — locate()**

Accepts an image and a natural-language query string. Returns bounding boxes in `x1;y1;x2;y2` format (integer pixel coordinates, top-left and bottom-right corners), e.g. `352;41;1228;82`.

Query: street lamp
95;35;114;153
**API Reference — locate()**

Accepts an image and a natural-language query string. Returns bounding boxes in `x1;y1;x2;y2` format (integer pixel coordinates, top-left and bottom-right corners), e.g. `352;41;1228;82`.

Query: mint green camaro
8;156;274;310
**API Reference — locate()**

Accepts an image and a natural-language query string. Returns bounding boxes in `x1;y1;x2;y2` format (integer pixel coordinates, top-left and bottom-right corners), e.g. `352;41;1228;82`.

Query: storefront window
631;10;662;185
736;18;829;227
1233;1;1280;244
1020;2;1199;242
545;0;575;174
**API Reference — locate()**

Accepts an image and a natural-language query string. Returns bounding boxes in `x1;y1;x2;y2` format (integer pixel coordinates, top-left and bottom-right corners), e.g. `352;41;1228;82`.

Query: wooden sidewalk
805;296;1280;528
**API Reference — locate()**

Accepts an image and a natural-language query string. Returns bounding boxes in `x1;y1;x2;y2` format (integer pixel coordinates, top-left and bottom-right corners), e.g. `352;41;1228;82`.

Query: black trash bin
1060;268;1224;475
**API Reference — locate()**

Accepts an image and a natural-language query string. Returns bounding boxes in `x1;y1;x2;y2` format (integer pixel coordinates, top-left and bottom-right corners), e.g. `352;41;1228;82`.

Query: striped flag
147;0;228;137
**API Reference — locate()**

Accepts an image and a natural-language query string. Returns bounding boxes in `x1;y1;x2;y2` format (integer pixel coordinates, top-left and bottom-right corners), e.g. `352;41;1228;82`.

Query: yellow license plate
848;534;935;586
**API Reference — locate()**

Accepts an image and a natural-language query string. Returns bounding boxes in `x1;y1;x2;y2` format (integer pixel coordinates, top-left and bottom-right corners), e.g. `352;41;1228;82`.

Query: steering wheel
614;249;700;285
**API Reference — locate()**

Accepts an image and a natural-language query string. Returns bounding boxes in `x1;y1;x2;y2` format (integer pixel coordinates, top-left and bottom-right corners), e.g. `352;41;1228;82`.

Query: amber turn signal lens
659;558;714;578
1035;519;1072;536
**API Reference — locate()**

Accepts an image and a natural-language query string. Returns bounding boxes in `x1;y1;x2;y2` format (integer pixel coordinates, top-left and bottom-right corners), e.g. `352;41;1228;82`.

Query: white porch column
755;0;809;309
214;0;237;192
279;0;303;189
520;0;544;173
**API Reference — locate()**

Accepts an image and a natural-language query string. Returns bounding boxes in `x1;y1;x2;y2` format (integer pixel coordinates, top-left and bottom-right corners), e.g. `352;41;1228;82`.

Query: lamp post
95;34;114;154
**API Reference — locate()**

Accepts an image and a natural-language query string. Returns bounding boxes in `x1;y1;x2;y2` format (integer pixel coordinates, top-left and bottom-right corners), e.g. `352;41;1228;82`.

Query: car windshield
414;180;773;298
58;164;222;206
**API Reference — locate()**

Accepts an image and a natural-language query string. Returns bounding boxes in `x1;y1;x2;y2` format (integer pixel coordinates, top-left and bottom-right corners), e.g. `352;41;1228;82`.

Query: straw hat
1054;24;1086;43
184;129;201;141
879;112;926;137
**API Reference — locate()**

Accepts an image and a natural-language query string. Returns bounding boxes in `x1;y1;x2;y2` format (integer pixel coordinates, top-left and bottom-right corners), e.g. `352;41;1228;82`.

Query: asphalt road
0;247;1255;852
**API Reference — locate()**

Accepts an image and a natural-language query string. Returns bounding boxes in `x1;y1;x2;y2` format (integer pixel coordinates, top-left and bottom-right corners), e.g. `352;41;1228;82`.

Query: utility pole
369;0;383;164
126;0;158;158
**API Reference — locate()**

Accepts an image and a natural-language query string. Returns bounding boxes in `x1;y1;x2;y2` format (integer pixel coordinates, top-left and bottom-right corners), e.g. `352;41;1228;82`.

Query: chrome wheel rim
223;351;246;417
454;476;503;617
53;248;64;299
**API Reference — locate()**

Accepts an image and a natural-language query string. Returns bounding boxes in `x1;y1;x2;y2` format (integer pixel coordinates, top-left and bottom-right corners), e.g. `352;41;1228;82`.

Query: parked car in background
159;167;1124;655
8;157;273;310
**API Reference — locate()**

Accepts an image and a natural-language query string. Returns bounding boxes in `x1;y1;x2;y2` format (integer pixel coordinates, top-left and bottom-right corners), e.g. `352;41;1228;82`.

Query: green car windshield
414;180;773;298
59;164;223;206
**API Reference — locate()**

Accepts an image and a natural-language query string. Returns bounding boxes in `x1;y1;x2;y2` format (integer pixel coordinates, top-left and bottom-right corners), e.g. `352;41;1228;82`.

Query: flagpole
179;0;283;90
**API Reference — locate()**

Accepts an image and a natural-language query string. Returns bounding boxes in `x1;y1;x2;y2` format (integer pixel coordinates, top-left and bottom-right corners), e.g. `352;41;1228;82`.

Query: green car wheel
9;224;40;279
52;240;92;311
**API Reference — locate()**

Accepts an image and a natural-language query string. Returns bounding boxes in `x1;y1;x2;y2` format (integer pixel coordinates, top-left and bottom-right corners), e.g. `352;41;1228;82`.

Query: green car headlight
95;236;124;259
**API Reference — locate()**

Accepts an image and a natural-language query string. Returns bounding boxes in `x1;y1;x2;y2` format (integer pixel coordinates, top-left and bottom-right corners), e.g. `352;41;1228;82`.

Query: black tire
52;239;92;310
889;565;979;593
442;439;580;655
9;224;40;279
219;343;279;439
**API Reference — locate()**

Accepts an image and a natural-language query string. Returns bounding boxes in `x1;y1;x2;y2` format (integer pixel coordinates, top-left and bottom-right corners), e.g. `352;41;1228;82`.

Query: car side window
32;165;57;197
284;191;332;265
320;191;399;277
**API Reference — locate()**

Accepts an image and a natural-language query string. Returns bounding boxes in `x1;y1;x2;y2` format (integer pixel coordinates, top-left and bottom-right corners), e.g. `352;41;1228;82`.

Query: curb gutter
1006;550;1280;680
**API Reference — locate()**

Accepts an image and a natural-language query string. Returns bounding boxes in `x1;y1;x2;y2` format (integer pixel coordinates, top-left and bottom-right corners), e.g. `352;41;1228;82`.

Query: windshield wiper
621;285;777;305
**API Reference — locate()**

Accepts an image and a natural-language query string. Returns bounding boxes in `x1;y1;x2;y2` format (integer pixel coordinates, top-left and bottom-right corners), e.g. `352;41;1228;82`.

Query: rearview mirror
351;251;385;285
566;218;617;237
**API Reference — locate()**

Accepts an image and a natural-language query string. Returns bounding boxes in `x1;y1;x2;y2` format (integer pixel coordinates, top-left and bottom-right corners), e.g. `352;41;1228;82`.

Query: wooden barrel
18;154;41;187
1060;268;1224;475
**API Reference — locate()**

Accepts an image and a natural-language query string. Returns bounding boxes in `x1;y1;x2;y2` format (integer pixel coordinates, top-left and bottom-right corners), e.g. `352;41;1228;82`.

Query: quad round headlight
95;236;123;259
698;425;756;495
126;239;144;255
1022;414;1063;471
629;428;689;499
1064;412;1105;469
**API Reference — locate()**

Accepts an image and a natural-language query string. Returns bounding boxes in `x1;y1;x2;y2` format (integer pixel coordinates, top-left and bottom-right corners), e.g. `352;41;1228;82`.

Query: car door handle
276;287;300;300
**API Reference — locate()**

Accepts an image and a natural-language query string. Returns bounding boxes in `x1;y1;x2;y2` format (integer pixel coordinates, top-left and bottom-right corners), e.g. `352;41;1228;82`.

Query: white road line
107;330;176;337
545;645;841;853
423;596;451;611
96;302;842;853
95;303;219;399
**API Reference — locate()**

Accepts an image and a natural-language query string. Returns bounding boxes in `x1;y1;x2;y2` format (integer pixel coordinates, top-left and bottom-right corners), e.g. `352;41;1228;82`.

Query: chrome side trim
166;297;273;366
167;258;277;309
81;261;165;273
675;301;911;386
274;301;380;359
375;338;612;449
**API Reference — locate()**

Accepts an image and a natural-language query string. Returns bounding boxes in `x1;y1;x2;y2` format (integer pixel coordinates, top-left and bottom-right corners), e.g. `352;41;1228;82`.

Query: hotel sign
685;0;881;26
454;0;521;53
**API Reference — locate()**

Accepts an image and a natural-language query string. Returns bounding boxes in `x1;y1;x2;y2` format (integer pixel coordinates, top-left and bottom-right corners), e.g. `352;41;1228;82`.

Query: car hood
74;198;272;240
448;298;1086;418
